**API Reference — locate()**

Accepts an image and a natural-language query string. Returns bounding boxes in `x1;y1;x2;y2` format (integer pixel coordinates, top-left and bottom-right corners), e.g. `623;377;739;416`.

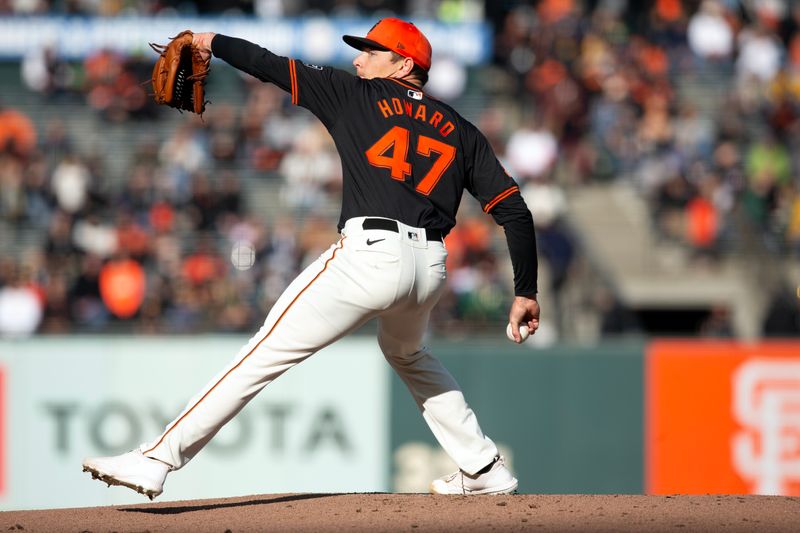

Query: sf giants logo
731;359;800;495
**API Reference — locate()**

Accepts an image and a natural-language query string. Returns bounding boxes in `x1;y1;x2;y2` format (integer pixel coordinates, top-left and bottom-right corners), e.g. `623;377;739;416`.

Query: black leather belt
362;218;444;241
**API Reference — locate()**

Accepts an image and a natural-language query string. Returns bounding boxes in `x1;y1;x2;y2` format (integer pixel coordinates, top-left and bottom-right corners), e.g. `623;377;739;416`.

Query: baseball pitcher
83;18;540;498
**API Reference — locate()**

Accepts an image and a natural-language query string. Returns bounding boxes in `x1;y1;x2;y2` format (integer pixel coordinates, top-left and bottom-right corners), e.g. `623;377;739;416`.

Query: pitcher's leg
378;310;497;475
143;239;373;468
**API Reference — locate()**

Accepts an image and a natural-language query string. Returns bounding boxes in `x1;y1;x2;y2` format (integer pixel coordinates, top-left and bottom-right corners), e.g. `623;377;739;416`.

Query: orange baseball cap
343;18;432;71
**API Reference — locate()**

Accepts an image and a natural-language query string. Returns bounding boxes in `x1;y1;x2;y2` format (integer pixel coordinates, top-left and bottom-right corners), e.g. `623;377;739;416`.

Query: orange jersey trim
388;78;424;94
483;186;519;213
143;237;347;456
289;59;298;105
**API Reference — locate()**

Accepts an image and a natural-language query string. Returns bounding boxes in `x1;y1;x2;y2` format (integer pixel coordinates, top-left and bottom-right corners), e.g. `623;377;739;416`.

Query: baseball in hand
506;323;530;343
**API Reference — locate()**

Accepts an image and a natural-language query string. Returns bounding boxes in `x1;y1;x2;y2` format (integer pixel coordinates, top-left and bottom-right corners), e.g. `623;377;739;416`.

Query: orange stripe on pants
142;238;346;461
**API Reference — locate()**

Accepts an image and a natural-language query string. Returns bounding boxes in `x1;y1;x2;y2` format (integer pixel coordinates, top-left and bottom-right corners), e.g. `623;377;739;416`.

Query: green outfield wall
0;336;647;509
389;340;645;494
2;336;796;508
0;336;389;510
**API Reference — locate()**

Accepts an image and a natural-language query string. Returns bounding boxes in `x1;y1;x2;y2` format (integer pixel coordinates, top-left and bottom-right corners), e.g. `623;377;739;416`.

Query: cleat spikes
82;450;167;499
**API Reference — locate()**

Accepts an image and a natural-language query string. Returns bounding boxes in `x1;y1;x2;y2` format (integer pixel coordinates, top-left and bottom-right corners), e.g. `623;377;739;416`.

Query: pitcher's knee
378;334;425;363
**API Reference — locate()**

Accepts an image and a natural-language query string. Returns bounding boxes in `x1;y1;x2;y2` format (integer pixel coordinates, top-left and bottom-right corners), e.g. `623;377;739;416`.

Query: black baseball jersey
212;35;538;296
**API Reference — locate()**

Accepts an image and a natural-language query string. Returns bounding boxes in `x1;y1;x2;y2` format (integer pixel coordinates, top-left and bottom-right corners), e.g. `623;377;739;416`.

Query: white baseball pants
141;216;498;476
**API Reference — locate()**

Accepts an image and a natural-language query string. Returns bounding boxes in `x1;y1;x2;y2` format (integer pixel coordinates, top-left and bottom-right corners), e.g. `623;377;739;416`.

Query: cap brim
343;35;389;52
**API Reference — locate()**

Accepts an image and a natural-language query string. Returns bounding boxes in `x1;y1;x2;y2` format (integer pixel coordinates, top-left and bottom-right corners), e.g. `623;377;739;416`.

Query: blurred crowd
483;0;800;336
1;0;800;338
488;0;800;261
0;0;464;19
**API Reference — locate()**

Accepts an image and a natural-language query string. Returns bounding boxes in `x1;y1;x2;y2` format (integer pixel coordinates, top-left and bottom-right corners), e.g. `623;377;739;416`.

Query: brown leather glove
149;30;210;115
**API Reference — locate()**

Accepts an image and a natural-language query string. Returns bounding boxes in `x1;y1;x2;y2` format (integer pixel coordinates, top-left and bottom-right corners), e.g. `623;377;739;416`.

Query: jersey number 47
365;125;456;196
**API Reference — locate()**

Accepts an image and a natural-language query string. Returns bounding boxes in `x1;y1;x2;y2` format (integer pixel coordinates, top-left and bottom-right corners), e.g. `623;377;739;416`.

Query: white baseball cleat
430;455;518;495
82;449;170;500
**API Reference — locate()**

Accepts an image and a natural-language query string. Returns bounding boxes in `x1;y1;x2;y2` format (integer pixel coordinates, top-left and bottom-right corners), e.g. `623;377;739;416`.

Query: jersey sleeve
463;122;538;296
463;123;520;213
211;34;357;129
290;62;359;129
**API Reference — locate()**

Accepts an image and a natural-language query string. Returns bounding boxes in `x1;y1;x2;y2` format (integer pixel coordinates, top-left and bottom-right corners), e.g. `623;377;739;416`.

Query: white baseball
231;241;256;271
506;323;530;343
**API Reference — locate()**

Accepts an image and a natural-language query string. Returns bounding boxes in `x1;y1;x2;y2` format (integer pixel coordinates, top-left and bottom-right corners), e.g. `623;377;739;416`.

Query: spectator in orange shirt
0;102;37;158
182;237;224;286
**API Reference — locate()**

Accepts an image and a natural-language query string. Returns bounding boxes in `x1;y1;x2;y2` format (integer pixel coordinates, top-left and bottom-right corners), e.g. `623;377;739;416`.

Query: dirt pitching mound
2;493;799;532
